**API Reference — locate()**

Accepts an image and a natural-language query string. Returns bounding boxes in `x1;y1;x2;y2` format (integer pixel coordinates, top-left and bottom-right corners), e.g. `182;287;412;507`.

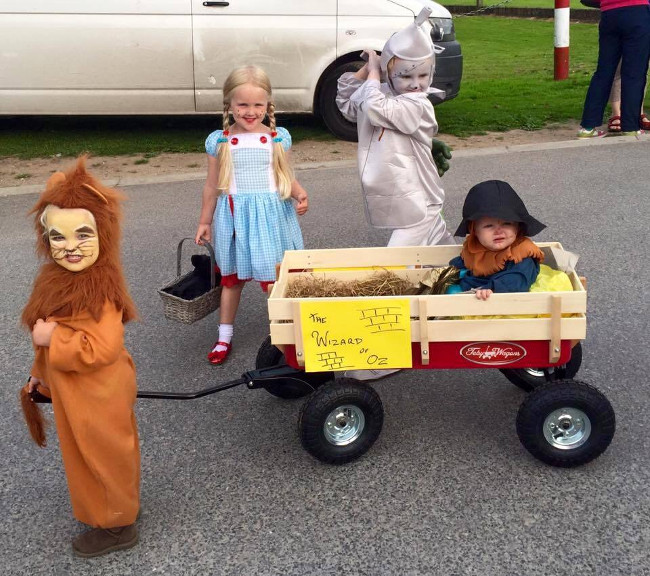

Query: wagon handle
137;376;246;399
176;237;217;289
137;364;307;400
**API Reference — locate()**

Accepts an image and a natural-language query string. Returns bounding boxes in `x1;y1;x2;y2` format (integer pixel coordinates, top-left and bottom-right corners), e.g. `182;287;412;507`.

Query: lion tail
20;385;48;448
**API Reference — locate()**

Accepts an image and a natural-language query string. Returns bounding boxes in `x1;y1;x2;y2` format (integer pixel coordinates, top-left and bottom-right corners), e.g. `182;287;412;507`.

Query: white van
0;0;462;140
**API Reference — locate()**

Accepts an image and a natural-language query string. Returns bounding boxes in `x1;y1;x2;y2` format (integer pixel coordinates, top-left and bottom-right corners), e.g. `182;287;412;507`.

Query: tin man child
336;6;455;248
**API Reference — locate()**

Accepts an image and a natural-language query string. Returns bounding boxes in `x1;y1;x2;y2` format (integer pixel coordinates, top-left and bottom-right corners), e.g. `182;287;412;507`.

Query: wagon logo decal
460;342;526;365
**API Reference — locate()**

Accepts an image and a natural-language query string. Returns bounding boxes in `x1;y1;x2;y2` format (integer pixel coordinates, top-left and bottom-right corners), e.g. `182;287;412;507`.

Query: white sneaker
576;128;606;139
343;368;401;381
620;130;643;138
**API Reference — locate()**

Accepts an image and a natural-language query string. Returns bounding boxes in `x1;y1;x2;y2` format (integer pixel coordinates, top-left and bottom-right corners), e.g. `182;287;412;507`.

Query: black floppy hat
454;180;546;237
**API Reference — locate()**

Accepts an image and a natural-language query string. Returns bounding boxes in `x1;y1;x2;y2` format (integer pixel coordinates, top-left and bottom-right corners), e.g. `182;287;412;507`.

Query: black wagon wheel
298;379;384;465
255;336;331;399
501;342;583;392
516;379;615;468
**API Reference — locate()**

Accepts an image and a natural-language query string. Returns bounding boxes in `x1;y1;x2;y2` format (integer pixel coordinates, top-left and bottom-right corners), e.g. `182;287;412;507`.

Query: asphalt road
2;139;649;575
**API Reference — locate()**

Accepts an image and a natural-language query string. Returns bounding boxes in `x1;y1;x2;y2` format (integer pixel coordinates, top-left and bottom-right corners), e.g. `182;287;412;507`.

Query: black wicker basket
158;238;221;324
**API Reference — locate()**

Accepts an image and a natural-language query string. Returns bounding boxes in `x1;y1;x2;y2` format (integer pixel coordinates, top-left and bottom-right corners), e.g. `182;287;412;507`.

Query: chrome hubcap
543;408;591;449
323;405;365;446
526;367;546;378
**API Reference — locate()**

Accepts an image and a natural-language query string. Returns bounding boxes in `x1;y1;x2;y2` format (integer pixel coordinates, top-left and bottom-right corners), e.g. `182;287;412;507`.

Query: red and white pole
554;0;570;80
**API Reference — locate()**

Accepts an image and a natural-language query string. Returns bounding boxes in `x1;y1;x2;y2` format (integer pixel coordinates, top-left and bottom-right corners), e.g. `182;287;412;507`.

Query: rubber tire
318;61;364;142
255;336;331;399
516;379;615;468
500;342;583;392
299;379;384;464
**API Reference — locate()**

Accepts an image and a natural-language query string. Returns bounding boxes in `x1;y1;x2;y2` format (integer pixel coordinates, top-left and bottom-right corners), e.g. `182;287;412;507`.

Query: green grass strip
0;114;333;160
440;0;591;9
435;17;598;136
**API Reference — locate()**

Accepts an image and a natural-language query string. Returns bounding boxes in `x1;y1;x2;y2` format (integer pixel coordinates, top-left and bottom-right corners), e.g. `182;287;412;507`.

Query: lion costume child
20;157;140;558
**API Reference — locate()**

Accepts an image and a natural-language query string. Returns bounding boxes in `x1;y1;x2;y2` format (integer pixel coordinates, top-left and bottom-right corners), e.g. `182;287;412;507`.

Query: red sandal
607;115;621;133
641;113;650;131
207;341;232;365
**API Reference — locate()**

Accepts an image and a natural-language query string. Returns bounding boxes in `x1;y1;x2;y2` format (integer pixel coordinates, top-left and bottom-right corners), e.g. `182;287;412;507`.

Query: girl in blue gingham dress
205;126;303;284
195;65;309;365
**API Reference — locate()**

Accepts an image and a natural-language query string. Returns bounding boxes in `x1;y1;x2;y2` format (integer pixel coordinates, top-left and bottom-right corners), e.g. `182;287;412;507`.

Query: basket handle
176;237;217;289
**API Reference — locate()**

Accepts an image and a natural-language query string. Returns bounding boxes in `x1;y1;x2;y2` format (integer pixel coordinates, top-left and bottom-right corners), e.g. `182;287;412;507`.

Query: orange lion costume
20;157;140;556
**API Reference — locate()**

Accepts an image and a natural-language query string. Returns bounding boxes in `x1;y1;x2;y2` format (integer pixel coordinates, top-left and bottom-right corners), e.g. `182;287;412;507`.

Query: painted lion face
43;205;100;272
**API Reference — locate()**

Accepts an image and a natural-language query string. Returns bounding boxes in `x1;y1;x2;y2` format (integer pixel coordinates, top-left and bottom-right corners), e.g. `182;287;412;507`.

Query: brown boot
72;524;138;558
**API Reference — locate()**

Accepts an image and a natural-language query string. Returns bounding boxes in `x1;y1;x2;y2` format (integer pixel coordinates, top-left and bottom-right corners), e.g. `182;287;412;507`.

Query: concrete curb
2;134;648;197
450;132;649;157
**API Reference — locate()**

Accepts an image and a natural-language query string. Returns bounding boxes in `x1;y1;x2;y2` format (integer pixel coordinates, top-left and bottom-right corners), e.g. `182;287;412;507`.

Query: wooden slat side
269;322;290;346
549;295;562;362
268;291;586;321
419;297;430;365
568;270;586;292
418;292;586;316
283;269;426;283
277;251;293;278
270;316;586;346
273;267;587;300
280;246;462;268
269;273;288;299
292;302;305;367
422;317;586;342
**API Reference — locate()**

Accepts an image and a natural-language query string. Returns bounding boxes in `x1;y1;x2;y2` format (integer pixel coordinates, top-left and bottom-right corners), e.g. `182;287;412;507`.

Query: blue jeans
581;4;650;132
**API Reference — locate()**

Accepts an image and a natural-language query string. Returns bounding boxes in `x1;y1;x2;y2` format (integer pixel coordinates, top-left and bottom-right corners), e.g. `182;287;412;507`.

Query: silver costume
336;75;452;245
336;6;453;245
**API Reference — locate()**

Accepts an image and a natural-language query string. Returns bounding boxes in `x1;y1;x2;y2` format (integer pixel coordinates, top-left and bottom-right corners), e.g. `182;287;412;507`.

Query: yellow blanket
459;265;574;320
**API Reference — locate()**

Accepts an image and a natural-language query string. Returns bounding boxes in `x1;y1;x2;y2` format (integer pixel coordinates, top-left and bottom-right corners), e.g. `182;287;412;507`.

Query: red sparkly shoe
641;113;650;131
207;341;232;365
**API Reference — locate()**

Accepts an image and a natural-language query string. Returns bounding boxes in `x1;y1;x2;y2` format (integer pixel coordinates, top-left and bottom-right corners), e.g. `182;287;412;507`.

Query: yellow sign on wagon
300;299;412;372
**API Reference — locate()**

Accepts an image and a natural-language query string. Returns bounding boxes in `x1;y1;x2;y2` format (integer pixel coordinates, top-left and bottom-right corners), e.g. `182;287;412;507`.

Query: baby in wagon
448;180;546;300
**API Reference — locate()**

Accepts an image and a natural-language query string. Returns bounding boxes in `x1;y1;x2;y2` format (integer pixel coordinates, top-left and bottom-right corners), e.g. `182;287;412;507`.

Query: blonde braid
267;103;276;132
216;105;233;193
268;102;294;200
222;109;231;133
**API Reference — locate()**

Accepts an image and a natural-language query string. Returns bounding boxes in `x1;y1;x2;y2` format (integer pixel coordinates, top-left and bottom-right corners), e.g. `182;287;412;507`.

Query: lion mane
21;156;137;328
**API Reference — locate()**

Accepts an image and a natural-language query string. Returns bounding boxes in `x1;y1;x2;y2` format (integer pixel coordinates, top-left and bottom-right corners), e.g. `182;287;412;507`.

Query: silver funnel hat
380;7;438;94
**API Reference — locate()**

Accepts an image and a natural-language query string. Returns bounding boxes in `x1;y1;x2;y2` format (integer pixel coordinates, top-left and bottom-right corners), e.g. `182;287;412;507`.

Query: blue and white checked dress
205;127;304;283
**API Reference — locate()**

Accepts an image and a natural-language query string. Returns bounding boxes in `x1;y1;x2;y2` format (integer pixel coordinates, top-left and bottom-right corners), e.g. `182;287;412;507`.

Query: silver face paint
389;57;433;94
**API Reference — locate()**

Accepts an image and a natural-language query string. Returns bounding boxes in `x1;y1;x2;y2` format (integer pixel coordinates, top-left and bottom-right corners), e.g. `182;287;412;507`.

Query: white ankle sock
212;324;233;353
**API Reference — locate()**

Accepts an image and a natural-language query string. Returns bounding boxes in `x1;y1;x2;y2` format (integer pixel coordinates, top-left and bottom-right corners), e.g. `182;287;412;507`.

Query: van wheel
255;336;331;399
299;379;384;464
500;343;583;392
516;380;615;467
319;61;364;142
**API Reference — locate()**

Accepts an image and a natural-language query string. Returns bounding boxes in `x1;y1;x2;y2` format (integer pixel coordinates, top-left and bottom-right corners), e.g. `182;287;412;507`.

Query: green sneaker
620;130;643;137
577;128;606;139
